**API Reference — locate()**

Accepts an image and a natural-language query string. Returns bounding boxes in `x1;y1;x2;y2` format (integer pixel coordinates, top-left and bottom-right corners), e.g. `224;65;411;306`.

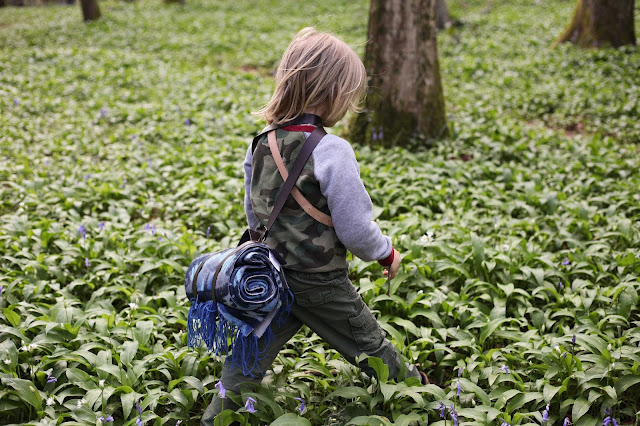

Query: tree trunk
436;0;452;30
80;0;100;21
350;0;447;147
555;0;636;48
163;0;185;4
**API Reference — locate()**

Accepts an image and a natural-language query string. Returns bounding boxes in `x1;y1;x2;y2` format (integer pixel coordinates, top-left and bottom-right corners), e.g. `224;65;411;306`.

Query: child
201;27;426;424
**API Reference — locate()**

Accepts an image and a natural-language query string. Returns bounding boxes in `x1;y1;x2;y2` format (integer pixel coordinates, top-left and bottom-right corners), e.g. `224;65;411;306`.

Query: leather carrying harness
239;114;328;245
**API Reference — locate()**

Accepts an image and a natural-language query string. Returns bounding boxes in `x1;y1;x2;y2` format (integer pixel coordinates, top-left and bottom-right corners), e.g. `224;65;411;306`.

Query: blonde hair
255;27;367;127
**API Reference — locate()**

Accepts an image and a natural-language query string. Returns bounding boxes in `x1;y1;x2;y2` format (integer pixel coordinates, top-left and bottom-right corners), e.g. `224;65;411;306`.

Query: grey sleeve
243;144;259;230
312;134;392;262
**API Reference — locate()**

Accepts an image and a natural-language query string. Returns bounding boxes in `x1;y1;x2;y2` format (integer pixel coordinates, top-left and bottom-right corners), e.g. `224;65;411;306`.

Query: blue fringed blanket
185;242;293;376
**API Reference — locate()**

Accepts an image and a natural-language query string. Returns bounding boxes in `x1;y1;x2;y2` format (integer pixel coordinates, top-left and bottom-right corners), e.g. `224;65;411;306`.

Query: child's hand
383;248;402;280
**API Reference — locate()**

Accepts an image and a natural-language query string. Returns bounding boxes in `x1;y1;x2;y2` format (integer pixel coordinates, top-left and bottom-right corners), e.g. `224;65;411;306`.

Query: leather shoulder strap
267;130;333;227
262;125;327;239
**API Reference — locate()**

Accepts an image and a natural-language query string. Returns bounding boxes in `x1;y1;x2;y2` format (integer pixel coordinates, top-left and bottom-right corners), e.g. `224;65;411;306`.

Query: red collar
281;125;316;132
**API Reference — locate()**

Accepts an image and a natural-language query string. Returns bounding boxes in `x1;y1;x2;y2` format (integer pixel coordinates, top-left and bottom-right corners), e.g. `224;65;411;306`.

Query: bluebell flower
449;404;459;426
294;397;305;414
214;381;226;398
0;285;3;296
136;399;142;415
151;225;155;236
46;373;57;383
136;418;143;426
457;380;461;396
184;118;191;126
244;396;257;413
562;255;570;266
572;335;576;345
84;174;91;183
372;127;378;141
144;224;150;231
458;367;464;377
78;225;87;239
85;258;91;267
563;417;572;426
131;134;137;141
45;159;49;166
542;403;550;422
206;226;211;238
438;402;446;419
558;282;564;290
100;108;108;118
378;129;383;140
13;98;19;106
500;419;511;426
158;237;162;242
500;365;510;374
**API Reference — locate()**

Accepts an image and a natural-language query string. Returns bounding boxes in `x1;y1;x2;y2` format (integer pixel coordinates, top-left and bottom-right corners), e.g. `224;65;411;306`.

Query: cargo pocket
348;304;386;352
294;285;336;307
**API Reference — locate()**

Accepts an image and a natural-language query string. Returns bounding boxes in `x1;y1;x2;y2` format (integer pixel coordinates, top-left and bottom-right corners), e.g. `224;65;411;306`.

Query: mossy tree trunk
80;0;100;21
436;0;452;30
350;0;447;147
556;0;636;48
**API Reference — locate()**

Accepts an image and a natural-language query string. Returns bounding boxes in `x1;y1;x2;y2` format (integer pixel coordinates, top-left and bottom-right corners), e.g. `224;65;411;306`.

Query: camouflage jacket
243;126;391;273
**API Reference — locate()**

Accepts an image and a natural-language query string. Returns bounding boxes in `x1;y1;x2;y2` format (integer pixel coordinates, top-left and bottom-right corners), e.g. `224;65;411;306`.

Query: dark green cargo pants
201;268;420;424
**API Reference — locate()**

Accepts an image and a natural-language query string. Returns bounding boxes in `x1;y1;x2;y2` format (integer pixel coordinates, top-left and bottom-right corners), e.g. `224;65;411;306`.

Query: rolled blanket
185;241;293;377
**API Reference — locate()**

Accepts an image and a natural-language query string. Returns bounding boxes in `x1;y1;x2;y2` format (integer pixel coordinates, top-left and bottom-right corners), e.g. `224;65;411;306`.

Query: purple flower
184;118;191;126
372;128;378;141
215;381;226;398
84;174;91;183
45;159;49;166
13;98;19;106
542;403;550;422
206;226;211;238
98;415;114;423
438;402;446;419
449;404;459;426
99;221;105;231
562;255;570;266
572;334;576;345
46;373;57;383
564;417;572;426
147;158;152;167
144;224;150;231
158;237;162;242
558;281;564;290
244;396;257;413
500;419;511;426
85;258;91;267
136;418;143;426
378;129;383;140
458;367;464;377
100;108;108;118
0;285;3;296
456;380;461;396
151;225;155;236
135;399;142;415
500;365;510;374
78;225;86;239
294;397;305;414
131;134;137;141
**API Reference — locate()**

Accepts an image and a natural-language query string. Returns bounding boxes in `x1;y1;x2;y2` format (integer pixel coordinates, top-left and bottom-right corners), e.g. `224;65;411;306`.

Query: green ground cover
1;0;639;424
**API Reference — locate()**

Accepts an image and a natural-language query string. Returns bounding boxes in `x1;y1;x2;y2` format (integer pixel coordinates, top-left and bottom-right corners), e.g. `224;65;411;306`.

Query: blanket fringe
187;299;280;378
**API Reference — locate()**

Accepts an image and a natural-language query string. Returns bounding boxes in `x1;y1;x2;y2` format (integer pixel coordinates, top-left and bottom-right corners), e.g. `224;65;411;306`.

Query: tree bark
350;0;447;147
555;0;636;48
436;0;452;30
80;0;100;21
